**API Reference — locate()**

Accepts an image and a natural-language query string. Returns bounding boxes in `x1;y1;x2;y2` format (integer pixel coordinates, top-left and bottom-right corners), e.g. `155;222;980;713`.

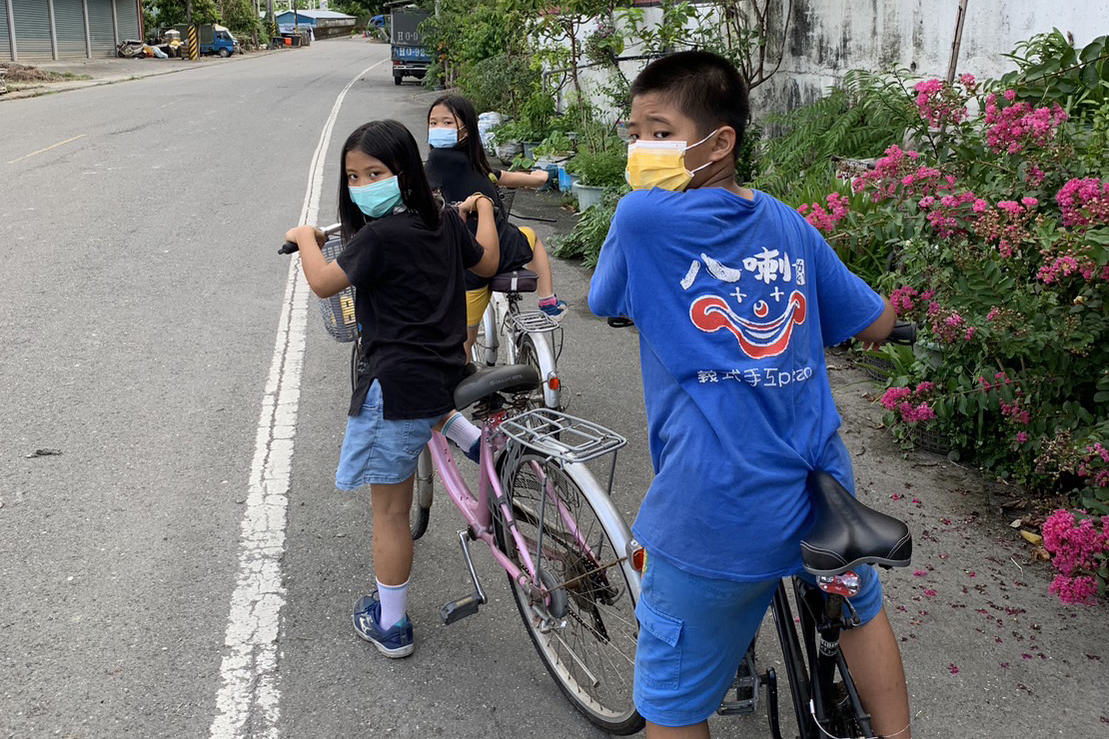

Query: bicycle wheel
496;453;643;735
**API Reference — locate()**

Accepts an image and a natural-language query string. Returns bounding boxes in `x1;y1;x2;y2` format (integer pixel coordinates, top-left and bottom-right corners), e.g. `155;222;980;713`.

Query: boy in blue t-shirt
590;51;912;739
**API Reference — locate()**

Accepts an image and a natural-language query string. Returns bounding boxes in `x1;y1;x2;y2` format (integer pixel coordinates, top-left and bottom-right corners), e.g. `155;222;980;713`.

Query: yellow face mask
625;130;718;191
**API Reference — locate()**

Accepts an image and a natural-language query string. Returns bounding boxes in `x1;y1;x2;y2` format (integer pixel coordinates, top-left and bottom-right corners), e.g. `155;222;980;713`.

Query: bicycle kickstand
439;529;488;625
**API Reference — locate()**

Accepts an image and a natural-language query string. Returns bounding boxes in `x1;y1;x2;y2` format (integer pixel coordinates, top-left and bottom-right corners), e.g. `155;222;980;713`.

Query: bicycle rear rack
499;409;627;465
506;309;561;335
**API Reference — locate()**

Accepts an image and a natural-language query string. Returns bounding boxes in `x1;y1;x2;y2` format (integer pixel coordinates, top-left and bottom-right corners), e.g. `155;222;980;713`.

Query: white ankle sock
442;413;481;451
376;579;409;629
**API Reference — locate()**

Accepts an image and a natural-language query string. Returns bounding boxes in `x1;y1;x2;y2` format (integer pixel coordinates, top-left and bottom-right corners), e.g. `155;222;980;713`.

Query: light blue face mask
349;176;404;219
428;127;459;148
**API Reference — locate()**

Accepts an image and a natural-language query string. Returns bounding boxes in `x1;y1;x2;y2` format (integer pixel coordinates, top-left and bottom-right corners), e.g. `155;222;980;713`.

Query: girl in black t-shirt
425;94;568;358
285;119;499;658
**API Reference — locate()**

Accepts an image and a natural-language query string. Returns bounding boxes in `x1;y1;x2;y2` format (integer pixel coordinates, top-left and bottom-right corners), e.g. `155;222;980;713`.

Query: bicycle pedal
717;672;762;716
440;594;482;625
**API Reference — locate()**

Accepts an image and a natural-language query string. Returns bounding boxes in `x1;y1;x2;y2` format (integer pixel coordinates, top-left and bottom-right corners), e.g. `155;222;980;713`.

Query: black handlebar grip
888;321;917;345
278;241;299;255
607;317;635;328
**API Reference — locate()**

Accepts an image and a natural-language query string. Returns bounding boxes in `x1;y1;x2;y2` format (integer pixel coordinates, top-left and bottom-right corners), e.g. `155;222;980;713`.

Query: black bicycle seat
489;268;538;294
453;364;539;410
800;471;912;576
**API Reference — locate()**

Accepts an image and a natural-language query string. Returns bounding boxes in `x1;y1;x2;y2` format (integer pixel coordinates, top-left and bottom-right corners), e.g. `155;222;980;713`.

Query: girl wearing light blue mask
426;95;569;357
284;119;502;659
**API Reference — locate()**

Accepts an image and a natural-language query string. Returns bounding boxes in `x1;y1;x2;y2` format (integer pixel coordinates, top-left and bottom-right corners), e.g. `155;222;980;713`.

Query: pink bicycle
413;363;644;735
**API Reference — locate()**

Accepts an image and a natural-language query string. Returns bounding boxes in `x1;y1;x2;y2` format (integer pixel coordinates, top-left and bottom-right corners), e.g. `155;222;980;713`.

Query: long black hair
427;94;496;179
337;120;440;244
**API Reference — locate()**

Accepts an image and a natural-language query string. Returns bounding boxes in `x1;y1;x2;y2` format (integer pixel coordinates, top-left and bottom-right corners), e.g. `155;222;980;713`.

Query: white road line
208;58;385;739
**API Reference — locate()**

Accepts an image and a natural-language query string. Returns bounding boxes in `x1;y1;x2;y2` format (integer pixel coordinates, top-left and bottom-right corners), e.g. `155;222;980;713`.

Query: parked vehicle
171;24;241;57
389;6;430;85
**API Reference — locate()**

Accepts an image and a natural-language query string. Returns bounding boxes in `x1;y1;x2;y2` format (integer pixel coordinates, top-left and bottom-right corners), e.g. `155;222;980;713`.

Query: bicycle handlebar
887;321;917;345
278;223;343;255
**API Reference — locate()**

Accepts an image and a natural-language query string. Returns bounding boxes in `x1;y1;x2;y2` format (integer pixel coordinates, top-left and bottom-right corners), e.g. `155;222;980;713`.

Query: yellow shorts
466;227;537;327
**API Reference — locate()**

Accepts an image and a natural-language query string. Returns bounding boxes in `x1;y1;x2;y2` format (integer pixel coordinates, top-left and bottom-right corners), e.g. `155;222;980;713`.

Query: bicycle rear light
816;571;860;598
547;373;561;391
626;539;647;572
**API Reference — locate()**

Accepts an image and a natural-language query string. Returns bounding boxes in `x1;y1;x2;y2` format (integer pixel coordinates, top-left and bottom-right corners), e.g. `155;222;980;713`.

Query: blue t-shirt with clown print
589;187;885;582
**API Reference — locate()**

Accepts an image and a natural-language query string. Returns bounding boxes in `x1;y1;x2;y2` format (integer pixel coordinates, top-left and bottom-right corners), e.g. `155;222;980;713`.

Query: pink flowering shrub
776;36;1109;606
1041;509;1108;605
764;38;1109;605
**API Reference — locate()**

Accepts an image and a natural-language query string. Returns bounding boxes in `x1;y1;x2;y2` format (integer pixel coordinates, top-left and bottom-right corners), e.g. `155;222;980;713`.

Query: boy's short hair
630;51;749;162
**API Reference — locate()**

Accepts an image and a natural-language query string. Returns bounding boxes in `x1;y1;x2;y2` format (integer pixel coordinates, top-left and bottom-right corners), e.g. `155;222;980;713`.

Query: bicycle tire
496;453;643;735
515;334;549;411
410;447;433;540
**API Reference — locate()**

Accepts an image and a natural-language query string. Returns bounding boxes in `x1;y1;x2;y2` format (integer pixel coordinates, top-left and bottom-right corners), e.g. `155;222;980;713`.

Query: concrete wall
572;1;1108;122
749;0;1108;114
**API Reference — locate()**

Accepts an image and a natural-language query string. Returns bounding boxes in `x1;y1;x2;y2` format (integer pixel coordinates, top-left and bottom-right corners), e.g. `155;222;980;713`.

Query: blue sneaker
539;298;568;321
464;438;481;463
352;593;414;658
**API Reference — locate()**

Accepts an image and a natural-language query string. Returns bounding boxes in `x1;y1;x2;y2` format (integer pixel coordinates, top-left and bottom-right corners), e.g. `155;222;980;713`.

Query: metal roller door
53;0;87;58
86;0;113;56
114;0;138;42
1;1;11;61
12;0;53;60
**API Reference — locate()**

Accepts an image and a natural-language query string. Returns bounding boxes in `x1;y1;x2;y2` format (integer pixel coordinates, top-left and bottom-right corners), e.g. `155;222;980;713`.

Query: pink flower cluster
914;79;968;128
978;371;1014;391
1056;177;1109;228
853;145;931;202
919;189;979;239
890;286;918;315
972;197;1038;258
984;91;1068;154
880;383;936;424
1078;443;1109;488
1042;508;1109;605
1036;252;1098;284
930;308;975;344
999;399;1031;426
798;192;850;233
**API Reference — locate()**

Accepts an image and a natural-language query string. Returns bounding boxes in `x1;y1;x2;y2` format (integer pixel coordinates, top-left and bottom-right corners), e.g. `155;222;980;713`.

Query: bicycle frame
764;577;875;739
421;418;603;612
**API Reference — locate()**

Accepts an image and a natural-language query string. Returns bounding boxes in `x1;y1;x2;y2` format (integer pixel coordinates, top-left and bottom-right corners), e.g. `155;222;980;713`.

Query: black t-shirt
425;146;534;288
336;208;484;419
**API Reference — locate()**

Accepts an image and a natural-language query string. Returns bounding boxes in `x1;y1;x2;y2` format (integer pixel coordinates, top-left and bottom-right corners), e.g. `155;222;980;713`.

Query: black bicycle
612;318;916;739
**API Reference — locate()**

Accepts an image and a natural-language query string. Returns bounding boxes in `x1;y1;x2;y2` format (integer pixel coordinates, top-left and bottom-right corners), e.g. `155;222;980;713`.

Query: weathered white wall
575;1;1108;121
754;0;1108;113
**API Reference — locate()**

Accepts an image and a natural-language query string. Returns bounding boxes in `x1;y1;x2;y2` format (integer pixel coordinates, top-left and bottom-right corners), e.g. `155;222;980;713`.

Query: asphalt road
2;38;1106;739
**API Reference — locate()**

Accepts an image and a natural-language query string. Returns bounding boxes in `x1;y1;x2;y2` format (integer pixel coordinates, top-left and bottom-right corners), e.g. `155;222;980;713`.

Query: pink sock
538;295;558;307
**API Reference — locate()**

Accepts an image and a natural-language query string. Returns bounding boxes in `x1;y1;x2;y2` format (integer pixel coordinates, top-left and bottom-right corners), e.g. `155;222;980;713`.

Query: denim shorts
633;552;885;727
335;380;441;489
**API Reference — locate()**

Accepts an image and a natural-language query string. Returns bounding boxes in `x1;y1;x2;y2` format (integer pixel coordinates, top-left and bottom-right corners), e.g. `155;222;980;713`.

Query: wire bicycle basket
316;235;358;343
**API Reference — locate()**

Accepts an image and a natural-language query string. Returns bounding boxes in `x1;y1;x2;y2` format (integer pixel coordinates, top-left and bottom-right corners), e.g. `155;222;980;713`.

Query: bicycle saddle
453;364;540;410
800;471;912;576
489;268;538;294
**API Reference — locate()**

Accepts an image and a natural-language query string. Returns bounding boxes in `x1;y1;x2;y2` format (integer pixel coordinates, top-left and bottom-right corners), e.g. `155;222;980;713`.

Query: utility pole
186;0;198;60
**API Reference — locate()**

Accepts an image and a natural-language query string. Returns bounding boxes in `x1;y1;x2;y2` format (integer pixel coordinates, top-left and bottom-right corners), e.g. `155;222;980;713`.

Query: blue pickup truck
390;7;431;85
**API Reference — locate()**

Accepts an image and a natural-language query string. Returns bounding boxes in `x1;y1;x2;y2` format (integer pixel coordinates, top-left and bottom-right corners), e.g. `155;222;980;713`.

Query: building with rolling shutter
2;0;142;61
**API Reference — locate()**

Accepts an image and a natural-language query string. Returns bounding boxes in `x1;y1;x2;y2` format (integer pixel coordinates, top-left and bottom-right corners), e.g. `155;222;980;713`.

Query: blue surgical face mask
349;176;404;219
428;127;459;148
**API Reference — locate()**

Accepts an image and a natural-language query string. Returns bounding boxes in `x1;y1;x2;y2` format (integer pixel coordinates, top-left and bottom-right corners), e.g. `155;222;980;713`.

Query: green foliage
221;0;262;40
553;188;625;268
566;145;626;187
755;69;917;203
459;54;546;125
779;37;1109;526
1000;31;1109;123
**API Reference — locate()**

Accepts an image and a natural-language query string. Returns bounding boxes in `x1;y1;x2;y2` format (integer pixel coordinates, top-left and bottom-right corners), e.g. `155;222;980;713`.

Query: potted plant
532;131;577;190
567;146;627;210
